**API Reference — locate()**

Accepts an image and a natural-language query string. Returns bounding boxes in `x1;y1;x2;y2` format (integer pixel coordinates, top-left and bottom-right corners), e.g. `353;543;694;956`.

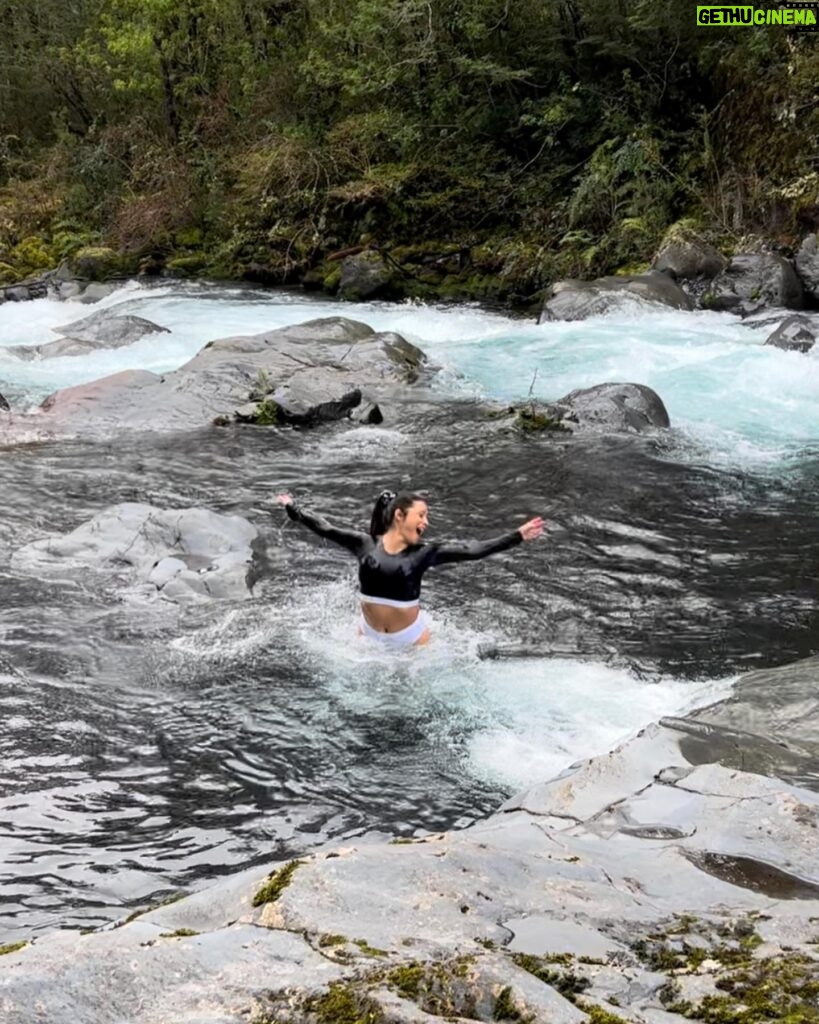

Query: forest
1;0;817;303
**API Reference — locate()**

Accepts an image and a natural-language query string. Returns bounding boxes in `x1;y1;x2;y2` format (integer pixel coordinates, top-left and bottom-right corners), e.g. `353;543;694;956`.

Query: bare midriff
360;602;418;632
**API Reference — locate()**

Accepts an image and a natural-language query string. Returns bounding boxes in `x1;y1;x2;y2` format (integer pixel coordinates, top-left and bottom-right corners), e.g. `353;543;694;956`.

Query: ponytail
369;490;425;539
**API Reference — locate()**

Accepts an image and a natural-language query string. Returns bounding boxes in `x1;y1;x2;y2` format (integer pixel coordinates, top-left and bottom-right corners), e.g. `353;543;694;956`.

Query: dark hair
369;490;425;538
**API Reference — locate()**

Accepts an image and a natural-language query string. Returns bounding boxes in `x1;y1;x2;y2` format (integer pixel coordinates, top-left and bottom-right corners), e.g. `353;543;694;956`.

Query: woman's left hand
518;516;544;541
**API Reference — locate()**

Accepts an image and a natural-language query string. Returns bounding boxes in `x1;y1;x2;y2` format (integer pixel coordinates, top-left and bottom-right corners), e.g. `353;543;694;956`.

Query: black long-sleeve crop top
284;503;523;605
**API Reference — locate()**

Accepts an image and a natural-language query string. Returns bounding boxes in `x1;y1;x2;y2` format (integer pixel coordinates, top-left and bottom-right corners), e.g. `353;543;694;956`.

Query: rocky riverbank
2;225;819;323
1;655;817;1024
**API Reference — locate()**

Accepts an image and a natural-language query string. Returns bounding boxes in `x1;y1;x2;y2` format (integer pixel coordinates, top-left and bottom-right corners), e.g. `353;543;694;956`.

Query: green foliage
0;0;815;295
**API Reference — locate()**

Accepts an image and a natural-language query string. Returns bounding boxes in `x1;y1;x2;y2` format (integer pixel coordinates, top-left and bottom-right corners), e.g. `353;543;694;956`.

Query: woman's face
396;501;429;544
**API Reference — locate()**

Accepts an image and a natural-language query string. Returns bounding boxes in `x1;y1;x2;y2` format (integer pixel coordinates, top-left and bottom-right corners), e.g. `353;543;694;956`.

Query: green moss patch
303;981;385;1024
510;952;591;1003
252;859;303;907
577;1002;630;1024
515;407;567;433
662;954;819;1023
0;941;28;956
354;939;389;958
493;984;534;1022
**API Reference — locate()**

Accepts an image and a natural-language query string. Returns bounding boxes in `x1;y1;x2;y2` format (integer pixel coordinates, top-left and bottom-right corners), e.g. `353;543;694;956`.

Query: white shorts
359;611;430;647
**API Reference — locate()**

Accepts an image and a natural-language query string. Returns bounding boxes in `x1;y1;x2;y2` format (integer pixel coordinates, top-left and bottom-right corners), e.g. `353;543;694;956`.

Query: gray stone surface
339;252;395;300
763;314;817;353
539;271;693;322
2;665;818;1022
703;252;805;314
652;228;726;281
52;310;171;345
795;232;819;300
10;503;258;604
551;382;670;433
6;317;429;439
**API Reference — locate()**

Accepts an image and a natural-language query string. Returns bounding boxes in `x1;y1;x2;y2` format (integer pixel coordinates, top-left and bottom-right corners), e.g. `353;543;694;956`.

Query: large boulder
538;270;693;322
795;233;819;302
11;503;259;604
652;223;726;281
763;315;817;354
22;317;429;437
702;253;804;315
555;382;670;432
0;391;8;411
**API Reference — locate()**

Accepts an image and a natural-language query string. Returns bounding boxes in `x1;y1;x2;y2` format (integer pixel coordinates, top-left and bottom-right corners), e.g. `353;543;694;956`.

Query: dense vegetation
1;0;817;302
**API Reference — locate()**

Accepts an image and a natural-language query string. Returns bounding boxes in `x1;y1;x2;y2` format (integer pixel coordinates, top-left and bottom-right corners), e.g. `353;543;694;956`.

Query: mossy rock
68;246;137;281
165;253;209;277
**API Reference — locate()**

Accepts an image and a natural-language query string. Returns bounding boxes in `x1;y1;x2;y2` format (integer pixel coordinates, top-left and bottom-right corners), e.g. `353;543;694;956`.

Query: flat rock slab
11;503;258;604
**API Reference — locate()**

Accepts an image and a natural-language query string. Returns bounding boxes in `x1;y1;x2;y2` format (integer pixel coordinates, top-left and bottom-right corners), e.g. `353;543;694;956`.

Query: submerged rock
11;503;258;604
539;270;693;322
52;309;171;346
763;315;817;354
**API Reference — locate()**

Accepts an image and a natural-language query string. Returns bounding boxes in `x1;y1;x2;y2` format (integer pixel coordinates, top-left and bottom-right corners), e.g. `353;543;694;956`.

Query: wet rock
652;225;726;281
25;317;429;437
10;503;258;604
338;252;394;300
52;309;171;346
763;314;817;353
2;692;819;1022
6;337;105;361
795;233;819;302
351;400;384;425
77;281;122;304
539;270;693;322
702;252;804;315
551;382;670;434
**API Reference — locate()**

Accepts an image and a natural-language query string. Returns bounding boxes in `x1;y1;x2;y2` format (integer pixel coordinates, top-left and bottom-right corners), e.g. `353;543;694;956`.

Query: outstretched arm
426;516;544;567
276;494;368;556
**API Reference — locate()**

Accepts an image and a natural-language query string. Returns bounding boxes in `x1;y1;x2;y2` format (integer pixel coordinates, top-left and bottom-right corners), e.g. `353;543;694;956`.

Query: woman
277;491;544;647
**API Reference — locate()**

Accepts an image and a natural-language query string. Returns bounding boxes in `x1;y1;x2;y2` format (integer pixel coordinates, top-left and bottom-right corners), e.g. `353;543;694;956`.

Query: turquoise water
1;282;817;466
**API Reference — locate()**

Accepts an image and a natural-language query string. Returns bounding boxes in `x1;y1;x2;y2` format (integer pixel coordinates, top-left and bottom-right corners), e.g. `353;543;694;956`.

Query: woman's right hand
276;493;293;506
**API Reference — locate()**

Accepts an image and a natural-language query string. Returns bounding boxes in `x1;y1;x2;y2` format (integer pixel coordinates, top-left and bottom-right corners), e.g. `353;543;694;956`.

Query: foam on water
0;281;806;798
166;577;732;793
1;282;816;467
